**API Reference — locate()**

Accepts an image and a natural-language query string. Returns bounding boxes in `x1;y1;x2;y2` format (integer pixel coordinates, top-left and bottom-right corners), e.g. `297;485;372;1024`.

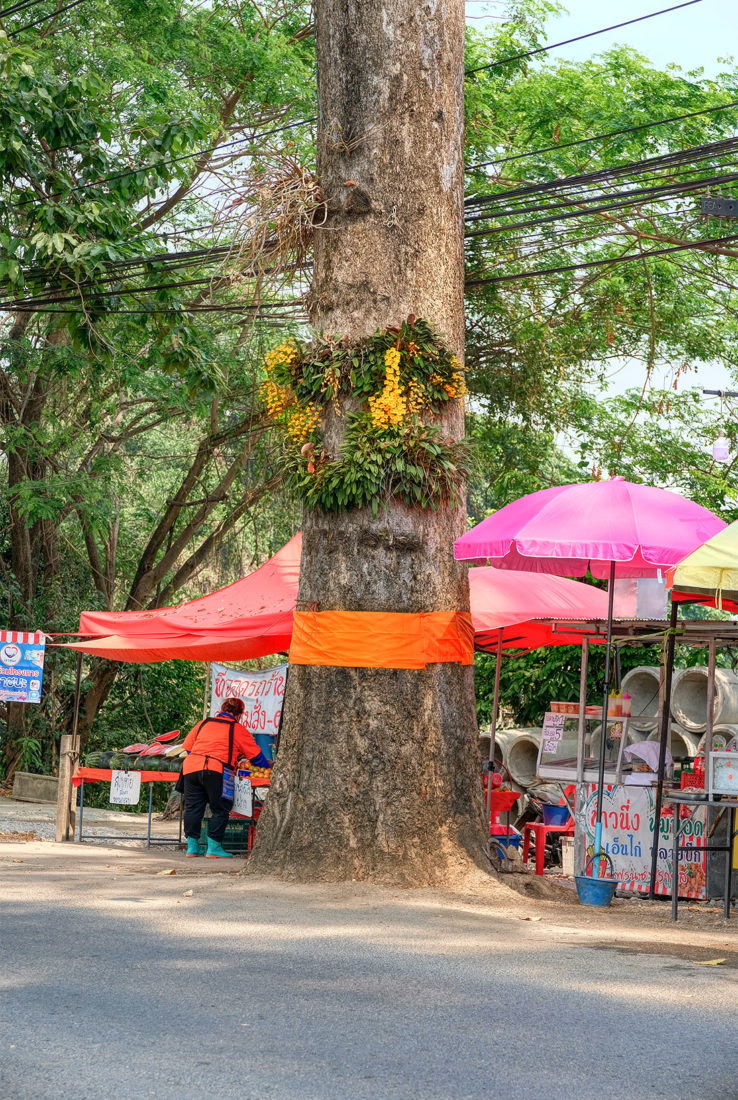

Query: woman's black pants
183;769;232;842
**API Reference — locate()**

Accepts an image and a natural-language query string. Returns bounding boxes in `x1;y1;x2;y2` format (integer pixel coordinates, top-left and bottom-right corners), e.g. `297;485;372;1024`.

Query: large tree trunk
250;0;487;885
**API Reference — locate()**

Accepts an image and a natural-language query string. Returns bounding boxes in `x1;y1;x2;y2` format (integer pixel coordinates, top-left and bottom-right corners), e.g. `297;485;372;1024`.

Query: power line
0;0;49;17
468;150;738;221
1;295;303;314
465;169;738;237
464;136;738;210
465;159;738;224
464;0;703;76
465;230;738;287
464;100;738;172
7;0;88;36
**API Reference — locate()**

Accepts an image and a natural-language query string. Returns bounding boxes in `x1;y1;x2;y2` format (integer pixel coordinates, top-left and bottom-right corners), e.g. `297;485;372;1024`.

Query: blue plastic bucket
491;834;521;859
575;853;617;908
542;804;571;827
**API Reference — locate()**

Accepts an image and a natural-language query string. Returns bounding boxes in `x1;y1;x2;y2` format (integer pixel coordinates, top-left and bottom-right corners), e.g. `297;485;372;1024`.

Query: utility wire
466;158;738;224
0;0;49;17
465;230;738;287
465;170;738;236
7;0;88;36
465;100;738;172
464;0;702;75
465;136;738;209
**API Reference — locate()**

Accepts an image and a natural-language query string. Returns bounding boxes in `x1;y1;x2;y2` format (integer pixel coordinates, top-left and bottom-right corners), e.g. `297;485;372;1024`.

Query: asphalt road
2;845;737;1100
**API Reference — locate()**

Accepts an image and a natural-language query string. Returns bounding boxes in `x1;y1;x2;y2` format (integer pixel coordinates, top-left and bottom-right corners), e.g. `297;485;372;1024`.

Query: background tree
5;0;738;795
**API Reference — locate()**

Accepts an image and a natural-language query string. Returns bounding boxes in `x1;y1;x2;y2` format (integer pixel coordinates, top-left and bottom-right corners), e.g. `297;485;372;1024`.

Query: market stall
504;614;738;909
663;520;738;917
58;536;301;847
455;476;729;902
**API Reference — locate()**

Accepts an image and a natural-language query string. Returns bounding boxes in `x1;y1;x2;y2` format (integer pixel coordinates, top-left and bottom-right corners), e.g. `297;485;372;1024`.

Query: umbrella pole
594;561;617;869
649;599;678;899
486;629;503;825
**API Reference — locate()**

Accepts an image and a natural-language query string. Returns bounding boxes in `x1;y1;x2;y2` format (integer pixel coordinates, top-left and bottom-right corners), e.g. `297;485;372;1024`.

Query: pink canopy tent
470;566;608;652
66;534;609;663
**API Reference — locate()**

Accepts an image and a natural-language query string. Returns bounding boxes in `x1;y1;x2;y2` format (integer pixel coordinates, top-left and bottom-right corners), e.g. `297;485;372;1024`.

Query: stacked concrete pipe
646;723;699;761
479;728;542;817
504;729;542;789
697;725;738;753
621;665;661;739
670;667;738;733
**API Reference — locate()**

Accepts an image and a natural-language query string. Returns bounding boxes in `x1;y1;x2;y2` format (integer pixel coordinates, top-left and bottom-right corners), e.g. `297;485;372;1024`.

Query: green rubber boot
206;837;233;859
186;837;201;858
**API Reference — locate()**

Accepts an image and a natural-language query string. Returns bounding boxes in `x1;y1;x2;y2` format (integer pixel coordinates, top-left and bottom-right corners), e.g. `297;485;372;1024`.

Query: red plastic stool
522;820;574;876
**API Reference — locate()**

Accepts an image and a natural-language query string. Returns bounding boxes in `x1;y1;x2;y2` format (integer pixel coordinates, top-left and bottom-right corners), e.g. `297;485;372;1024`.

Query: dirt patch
0;830;43;843
586;941;738;967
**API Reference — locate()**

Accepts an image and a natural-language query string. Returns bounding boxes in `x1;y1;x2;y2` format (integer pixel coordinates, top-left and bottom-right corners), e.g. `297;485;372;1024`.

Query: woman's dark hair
220;697;245;718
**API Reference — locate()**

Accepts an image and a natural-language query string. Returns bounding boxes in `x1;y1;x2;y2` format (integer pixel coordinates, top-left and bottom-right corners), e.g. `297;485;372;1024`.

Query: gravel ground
0;795;182;847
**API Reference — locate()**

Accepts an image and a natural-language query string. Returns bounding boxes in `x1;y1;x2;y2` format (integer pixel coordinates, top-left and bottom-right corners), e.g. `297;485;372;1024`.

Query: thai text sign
233;774;253;817
210;663;287;736
584;784;707;899
110;770;142;805
541;712;565;754
0;631;45;704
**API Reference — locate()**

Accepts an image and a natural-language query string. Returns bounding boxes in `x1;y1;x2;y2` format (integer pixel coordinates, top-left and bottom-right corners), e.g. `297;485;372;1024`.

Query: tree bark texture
250;0;487;885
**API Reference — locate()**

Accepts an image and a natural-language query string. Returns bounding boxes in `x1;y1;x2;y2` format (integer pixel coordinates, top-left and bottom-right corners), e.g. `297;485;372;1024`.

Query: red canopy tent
67;534;301;663
66;534;609;663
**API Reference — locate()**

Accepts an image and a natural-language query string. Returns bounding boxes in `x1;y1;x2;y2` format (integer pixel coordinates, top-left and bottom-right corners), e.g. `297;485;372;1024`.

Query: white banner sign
233;775;253;817
210;663;287;737
583;784;707;899
110;770;142;805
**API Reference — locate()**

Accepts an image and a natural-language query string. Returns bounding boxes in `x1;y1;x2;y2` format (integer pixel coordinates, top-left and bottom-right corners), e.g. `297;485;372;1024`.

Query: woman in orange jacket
182;696;272;858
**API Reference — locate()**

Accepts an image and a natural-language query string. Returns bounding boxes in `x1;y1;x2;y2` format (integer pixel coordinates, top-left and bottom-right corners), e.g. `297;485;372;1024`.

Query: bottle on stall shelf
693;753;705;788
622;692;632;717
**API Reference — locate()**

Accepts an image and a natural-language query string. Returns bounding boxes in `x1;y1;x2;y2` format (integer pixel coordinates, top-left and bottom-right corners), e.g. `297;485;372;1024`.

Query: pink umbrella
455;477;725;578
455;477;726;866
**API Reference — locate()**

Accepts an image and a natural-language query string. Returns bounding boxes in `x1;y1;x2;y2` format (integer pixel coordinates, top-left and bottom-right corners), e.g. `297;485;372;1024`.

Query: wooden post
705;635;717;761
54;734;75;842
55;652;82;842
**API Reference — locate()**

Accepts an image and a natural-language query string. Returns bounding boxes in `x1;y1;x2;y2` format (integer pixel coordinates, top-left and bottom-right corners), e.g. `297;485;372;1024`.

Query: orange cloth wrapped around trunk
289;610;474;669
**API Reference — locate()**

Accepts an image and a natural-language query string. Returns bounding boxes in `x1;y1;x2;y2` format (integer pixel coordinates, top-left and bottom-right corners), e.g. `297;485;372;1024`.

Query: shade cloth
454;477;725;579
667;518;738;611
469;564;608;631
71;768;178;787
474;622;602;654
290;610;475;669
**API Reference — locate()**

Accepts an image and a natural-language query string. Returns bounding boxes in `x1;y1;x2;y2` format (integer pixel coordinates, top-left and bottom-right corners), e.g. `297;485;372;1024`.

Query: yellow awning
667;519;738;605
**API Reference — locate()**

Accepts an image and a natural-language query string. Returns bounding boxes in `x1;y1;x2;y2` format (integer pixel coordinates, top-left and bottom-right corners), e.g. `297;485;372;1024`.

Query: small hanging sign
233;774;253;817
701;196;738;219
542;711;566;754
110;770;142;805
